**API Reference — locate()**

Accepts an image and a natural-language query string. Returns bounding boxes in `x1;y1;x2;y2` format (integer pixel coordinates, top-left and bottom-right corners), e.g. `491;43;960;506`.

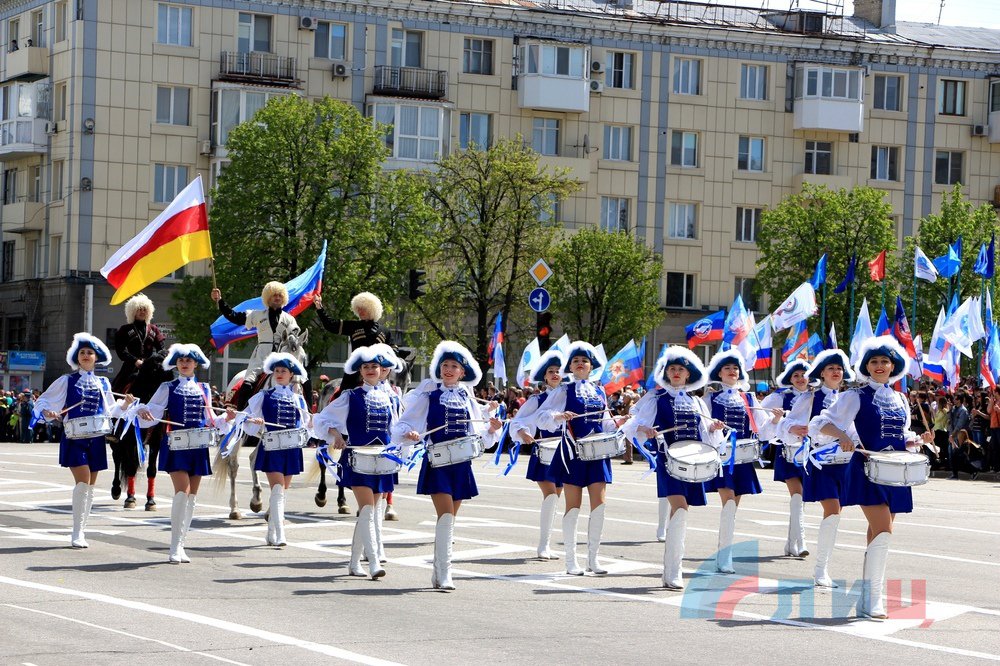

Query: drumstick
58;401;85;415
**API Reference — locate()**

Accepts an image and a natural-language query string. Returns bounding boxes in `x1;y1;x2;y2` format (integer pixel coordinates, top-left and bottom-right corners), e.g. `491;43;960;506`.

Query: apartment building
0;0;998;385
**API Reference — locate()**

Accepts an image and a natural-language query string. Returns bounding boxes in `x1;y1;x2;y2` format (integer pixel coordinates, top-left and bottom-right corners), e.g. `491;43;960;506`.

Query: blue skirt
773;453;804;483
526;446;562;486
336;448;395;493
551;441;612;487
417;457;478;500
802;461;849;502
59;436;108;471
158;440;212;476
841;451;913;513
254;446;304;477
655;451;707;505
704;461;761;496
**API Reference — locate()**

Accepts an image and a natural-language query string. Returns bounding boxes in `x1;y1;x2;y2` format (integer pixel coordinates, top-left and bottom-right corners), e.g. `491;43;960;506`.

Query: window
3;168;16;205
314;21;346;60
463;38;493;75
155;86;189;125
795;65;862;101
55;1;68;43
211;88;285;147
154;164;188;203
600;197;629;232
30;10;43;48
673;57;700;95
735;207;761;243
991;80;1000;114
735;277;759;312
804;140;832;175
50;235;61;275
55;82;66;122
870;146;899;181
605;51;635;89
873;74;902;111
666;272;695;308
390;29;422;68
536;193;560;224
370;102;447;161
738;136;765;172
1;240;12;282
8;18;19;51
532;117;559;156
670;131;698;167
603;125;632;161
458;112;490;149
52;160;64;201
740;64;767;100
937;79;966;116
521;43;586;78
29;165;40;203
668;202;697;240
157;3;193;47
934;151;963;186
237;13;270;53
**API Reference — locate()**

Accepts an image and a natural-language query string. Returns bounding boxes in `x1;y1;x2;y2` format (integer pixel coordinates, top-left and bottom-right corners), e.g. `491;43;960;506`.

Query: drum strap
559;424;577;474
738;392;759;434
793;437;809;471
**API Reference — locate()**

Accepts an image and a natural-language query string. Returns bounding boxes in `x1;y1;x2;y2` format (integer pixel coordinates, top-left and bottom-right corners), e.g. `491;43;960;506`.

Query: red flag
868;250;886;282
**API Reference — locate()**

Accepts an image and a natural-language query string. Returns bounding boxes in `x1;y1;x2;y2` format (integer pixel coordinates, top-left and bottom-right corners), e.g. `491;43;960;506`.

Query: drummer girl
781;349;853;587
622;346;723;589
391;341;502;590
34;333;130;548
535;342;622;576
137;344;235;563
810;336;932;619
760;358;811;559
508;349;567;560
702;350;781;574
244;352;311;549
314;345;400;579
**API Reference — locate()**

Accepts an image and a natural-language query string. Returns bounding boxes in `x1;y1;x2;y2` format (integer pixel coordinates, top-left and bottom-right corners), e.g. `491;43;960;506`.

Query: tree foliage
547;228;664;352
756;184;896;344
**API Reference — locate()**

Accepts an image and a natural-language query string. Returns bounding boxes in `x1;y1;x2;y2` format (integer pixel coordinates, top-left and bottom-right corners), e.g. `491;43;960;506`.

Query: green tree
756;184;896;346
414;139;579;372
170;95;437;366
898;185;1000;337
546;228;664;352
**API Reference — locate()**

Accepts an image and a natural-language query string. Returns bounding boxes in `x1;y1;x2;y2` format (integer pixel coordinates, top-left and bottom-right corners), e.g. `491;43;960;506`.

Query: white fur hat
775;359;810;388
263;351;306;379
344;345;397;374
162;343;210;370
261;281;289;307
855;336;908;384
124;293;154;323
351;292;384;321
529;348;567;383
66;332;112;370
654;346;707;391
706;349;749;385
369;343;404;373
430;340;482;385
808;348;856;383
561;341;603;373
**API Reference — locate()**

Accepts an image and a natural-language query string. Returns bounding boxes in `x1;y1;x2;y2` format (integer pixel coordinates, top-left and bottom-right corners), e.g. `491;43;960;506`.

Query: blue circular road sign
529;287;551;313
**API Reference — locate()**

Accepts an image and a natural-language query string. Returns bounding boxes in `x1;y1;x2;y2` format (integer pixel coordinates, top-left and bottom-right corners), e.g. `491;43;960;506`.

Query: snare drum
427;435;484;468
261;427;309;451
63;414;113;439
349;448;402;475
168;426;219;451
864;450;930;487
781;440;807;466
575;431;626;461
718;437;761;464
534;437;560;466
810;443;854;466
665;440;721;483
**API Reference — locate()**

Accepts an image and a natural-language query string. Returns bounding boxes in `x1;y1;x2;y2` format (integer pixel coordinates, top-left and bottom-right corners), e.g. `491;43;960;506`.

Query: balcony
518;75;590;113
372;66;447;100
0;118;49;159
794;97;864;133
792;172;854;192
218;51;298;86
4;46;48;82
1;199;45;233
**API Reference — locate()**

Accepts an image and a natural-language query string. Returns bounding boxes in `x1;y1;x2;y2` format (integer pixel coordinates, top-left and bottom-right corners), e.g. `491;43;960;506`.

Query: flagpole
880;279;886;312
849;281;856;345
820;280;827;342
911;275;918;338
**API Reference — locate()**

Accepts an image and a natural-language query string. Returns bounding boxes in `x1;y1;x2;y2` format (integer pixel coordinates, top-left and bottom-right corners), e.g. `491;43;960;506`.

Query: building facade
0;0;998;385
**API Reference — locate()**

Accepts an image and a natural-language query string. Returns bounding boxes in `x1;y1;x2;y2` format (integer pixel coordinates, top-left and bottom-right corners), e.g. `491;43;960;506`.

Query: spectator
988;388;1000;472
948;394;970;471
949;429;982;480
18;392;34;443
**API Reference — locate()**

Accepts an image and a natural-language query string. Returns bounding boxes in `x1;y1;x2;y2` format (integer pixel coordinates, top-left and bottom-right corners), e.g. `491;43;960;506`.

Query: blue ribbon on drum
725;430;737;475
218;413;249;459
115;405;147;467
559;424;577;474
631;437;658;480
315;445;342;482
808;443;843;470
793;437;810;474
492;421;511;468
380;444;409;468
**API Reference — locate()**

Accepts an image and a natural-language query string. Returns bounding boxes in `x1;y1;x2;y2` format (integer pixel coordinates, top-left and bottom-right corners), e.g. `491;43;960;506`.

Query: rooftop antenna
938;0;946;25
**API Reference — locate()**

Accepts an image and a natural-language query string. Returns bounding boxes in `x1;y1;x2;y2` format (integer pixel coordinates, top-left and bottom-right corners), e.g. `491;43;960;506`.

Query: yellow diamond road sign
530;259;552;286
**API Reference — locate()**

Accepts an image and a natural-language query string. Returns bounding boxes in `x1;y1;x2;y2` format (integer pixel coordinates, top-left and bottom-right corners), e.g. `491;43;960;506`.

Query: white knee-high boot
717;500;737;574
374;497;387;563
359;505;385;580
266;485;279;545
82;484;95;533
169;491;188;563
662;508;687;589
586;504;608;575
537;494;559;560
656;498;669;542
348;516;366;577
858;532;891;620
563;508;584;575
814;514;840;588
70;482;89;548
432;513;455;590
786;494;808;557
269;486;286;547
179;493;196;563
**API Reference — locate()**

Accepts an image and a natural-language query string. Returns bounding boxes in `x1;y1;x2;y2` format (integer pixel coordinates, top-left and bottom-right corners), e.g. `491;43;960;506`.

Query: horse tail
210;442;235;495
304;452;325;485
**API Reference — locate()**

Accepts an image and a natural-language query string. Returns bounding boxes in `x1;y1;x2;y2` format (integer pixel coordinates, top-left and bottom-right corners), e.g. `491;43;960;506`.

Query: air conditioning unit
45;121;57;134
589;80;604;94
199;140;213;156
299;16;318;31
972;124;988;137
590;60;605;74
331;61;350;78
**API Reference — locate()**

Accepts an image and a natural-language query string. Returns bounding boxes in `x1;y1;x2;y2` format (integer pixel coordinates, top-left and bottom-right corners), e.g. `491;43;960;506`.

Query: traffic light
408;268;427;301
536;312;552;352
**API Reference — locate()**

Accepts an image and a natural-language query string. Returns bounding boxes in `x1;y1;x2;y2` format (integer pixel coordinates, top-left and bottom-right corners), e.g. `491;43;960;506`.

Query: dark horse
108;349;173;509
